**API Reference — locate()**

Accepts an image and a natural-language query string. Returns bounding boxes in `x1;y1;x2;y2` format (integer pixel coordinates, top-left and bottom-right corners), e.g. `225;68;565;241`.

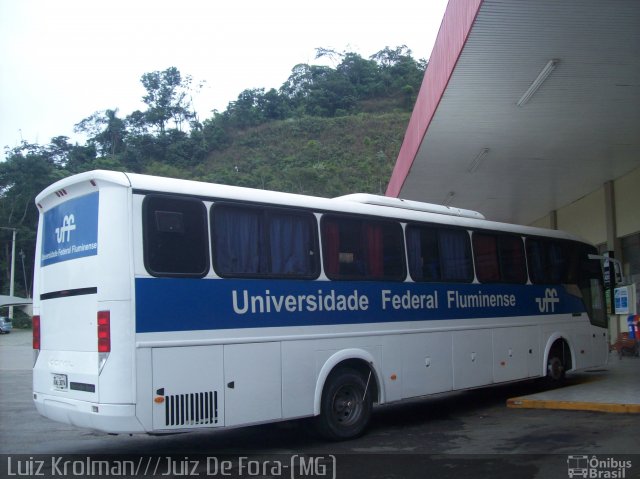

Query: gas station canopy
387;0;640;225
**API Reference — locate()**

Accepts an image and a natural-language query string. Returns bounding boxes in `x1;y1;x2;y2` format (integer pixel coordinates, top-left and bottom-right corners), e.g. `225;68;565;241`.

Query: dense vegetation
0;46;425;299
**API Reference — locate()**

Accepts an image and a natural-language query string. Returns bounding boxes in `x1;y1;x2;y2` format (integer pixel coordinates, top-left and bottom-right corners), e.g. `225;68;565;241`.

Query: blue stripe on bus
134;277;587;333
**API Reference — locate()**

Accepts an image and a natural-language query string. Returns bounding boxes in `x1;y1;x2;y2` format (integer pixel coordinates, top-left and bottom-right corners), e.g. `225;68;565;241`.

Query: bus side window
406;226;440;281
143;195;209;277
527;238;568;284
473;233;500;282
439;229;473;282
548;242;568;283
321;216;405;281
526;238;547;283
406;225;473;283
212;205;262;275
473;232;527;284
211;204;319;279
499;235;527;283
268;211;318;276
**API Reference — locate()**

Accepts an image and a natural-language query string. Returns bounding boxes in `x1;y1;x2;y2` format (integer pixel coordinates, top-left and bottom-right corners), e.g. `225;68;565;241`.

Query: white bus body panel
33;172;142;432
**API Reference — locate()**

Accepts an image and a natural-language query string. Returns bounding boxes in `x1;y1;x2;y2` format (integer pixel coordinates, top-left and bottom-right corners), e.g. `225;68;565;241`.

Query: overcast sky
0;0;448;157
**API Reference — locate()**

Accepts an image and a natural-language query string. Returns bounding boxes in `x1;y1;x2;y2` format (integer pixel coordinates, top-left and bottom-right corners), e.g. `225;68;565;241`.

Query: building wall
530;165;640;342
559;188;607;245
615;166;640;239
530;165;640;246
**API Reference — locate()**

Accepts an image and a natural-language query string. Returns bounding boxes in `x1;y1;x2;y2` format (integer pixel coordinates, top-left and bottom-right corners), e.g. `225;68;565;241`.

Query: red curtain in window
323;221;340;276
366;224;384;278
473;234;500;282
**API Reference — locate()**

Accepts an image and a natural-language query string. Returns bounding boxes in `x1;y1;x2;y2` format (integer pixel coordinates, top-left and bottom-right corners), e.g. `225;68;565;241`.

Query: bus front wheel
315;367;373;441
546;355;566;385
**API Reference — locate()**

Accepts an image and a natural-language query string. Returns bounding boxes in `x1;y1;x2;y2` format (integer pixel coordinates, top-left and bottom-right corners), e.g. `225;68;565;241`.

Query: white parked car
0;316;12;334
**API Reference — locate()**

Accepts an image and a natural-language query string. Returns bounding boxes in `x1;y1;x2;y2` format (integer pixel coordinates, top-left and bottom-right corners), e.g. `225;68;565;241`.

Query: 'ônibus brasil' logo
55;214;76;243
536;288;560;313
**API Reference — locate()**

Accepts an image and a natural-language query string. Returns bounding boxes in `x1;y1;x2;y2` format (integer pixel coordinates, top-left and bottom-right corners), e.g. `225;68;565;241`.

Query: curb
506;397;640;414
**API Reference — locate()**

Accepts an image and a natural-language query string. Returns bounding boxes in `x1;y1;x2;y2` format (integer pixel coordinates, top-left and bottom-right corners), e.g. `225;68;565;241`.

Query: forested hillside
0;46;424;299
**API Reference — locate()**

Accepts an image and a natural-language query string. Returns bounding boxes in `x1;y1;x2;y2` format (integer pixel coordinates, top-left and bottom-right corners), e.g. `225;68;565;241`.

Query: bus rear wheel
315;367;372;441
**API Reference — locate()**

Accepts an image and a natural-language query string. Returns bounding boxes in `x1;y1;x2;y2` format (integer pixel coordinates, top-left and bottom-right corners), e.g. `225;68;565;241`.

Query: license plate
53;373;68;390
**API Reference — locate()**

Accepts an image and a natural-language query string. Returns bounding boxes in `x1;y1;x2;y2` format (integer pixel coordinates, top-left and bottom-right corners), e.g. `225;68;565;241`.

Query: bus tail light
98;311;110;373
97;311;111;353
33;315;41;366
33;315;41;350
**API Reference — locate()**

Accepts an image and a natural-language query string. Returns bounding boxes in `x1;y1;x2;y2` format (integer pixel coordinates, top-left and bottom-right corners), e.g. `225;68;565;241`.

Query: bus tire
546;354;566;386
315;367;372;441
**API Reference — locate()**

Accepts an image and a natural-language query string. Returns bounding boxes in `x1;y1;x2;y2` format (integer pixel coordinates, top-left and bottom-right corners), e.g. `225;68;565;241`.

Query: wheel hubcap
332;386;361;425
548;358;564;380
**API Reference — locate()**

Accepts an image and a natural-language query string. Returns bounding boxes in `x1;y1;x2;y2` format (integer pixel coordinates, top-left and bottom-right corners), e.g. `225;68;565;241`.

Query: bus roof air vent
334;194;485;220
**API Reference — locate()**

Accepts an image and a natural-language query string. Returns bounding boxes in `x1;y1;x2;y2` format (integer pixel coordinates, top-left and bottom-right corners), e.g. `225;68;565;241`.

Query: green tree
140;67;193;134
74;109;126;158
336;52;380;98
370;45;425;97
0;142;68;296
225;88;266;128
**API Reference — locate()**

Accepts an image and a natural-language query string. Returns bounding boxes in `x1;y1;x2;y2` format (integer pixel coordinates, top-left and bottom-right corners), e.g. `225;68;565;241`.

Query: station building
387;0;640;340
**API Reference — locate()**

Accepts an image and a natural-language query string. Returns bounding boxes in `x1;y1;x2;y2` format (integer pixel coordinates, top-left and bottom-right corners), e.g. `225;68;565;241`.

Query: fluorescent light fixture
516;59;559;107
467;148;490;173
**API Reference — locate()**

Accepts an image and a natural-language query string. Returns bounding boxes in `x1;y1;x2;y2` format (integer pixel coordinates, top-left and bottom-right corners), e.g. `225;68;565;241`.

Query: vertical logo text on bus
55;215;76;244
536;288;560;313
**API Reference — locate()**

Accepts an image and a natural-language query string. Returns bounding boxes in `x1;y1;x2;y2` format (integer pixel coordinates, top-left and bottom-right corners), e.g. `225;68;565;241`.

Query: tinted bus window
527;238;568;284
143;195;209;277
212;204;318;278
406;225;473;282
322;216;405;281
473;233;527;284
473;233;500;282
500;235;527;283
577;243;607;328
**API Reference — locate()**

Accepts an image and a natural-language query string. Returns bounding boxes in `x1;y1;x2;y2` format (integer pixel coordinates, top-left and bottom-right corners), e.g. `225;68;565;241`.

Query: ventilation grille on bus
164;391;218;427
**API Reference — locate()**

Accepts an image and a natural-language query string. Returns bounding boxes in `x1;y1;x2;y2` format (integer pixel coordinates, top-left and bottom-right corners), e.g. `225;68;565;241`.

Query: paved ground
1;329;639;479
508;356;640;413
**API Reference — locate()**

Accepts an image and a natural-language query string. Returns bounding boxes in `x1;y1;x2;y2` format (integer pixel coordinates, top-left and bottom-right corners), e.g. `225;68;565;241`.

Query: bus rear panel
32;172;142;433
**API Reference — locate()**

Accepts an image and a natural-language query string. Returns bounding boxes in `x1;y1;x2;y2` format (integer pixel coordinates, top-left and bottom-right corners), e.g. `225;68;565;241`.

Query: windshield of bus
578;244;607;328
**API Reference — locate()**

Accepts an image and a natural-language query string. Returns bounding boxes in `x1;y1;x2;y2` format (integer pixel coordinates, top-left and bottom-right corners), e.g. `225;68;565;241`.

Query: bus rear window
143;195;209;277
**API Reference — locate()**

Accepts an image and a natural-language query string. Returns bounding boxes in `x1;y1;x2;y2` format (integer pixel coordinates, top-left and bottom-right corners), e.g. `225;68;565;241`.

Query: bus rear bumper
33;393;146;434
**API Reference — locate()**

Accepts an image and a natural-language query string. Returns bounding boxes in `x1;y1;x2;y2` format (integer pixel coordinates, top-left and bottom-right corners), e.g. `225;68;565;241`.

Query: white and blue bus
32;170;608;440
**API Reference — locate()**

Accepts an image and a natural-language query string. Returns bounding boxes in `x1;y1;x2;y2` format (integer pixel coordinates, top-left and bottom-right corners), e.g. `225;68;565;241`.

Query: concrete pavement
0;327;32;371
508;353;640;414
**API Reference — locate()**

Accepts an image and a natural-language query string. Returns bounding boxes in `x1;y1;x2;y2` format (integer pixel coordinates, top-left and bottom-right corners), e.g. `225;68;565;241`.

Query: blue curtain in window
214;208;260;274
270;214;311;275
440;230;471;281
406;228;424;280
549;243;566;283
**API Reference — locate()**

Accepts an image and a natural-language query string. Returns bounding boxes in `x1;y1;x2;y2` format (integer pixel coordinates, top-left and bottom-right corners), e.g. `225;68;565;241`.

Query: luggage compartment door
224;342;282;427
152;346;224;430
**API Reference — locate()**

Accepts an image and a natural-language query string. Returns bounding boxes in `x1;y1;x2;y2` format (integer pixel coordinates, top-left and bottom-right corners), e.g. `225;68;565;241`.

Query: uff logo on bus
536;288;560;313
55;215;76;243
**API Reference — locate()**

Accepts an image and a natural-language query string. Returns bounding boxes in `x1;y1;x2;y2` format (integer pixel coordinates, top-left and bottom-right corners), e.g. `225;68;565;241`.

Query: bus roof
36;170;589;244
